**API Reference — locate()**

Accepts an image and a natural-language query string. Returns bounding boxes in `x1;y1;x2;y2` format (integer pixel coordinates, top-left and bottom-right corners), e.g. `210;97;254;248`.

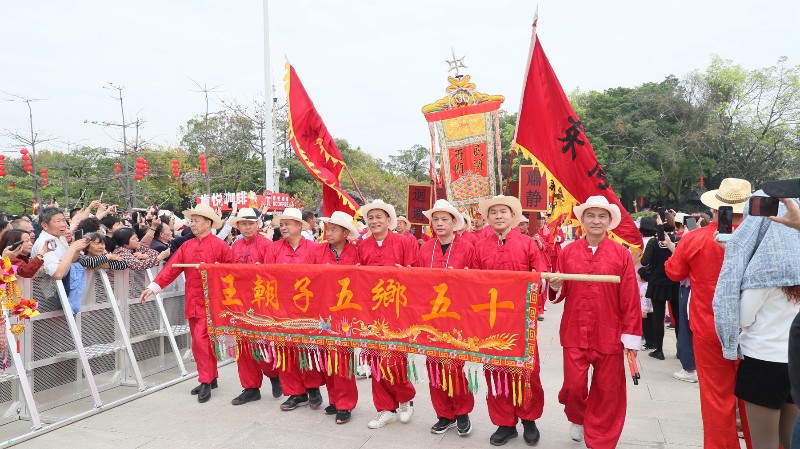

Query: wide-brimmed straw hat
573;196;622;231
319;211;359;240
359;199;398;230
519;215;529;223
182;204;222;229
397;216;411;227
423;199;465;231
271;207;310;230
700;178;752;213
230;208;260;229
478;195;524;229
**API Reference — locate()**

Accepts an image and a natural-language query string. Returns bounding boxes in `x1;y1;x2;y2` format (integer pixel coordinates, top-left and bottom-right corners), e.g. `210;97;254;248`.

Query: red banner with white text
202;263;539;371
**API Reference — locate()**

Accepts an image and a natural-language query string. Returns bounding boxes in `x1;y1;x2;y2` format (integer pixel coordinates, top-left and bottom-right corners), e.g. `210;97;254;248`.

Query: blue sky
1;0;798;161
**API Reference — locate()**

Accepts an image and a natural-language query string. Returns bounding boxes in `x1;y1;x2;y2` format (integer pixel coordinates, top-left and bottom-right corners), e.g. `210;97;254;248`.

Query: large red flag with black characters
284;62;359;217
513;20;642;253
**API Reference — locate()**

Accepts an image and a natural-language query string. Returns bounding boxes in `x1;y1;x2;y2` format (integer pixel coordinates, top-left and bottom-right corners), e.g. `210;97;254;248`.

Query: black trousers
651;299;679;352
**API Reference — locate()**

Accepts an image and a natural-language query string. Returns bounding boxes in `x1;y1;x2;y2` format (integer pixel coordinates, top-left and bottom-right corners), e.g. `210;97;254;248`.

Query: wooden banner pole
540;272;620;283
178;264;620;284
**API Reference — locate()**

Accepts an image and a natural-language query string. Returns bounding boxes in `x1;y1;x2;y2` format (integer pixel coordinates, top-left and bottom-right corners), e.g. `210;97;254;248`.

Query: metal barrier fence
0;265;232;446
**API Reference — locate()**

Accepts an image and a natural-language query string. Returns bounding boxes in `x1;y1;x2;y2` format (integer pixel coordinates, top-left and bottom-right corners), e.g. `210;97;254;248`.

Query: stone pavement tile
138;438;218;449
75;394;255;445
215;422;370;449
659;417;706;446
618;416;665;444
646;380;700;405
13;424;154;449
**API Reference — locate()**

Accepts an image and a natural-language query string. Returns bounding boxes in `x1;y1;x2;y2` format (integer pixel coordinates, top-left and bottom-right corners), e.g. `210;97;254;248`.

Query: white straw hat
319;211;359;240
573;196;622;231
182;204;222;229
230;208;260;229
271;207;310;230
423;199;465;231
478;195;524;229
359;199;398;230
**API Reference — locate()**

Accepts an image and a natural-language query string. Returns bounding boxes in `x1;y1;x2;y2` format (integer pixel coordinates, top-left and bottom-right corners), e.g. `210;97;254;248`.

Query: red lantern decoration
0;155;5;178
40;168;48;187
699;176;705;189
639;197;645;207
114;162;121;175
20;148;28;155
9;181;16;188
171;159;180;178
198;155;207;174
134;174;143;181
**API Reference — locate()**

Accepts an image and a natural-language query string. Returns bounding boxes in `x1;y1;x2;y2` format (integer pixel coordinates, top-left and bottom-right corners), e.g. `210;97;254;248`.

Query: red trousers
372;353;416;412
188;317;218;384
279;348;325;396
694;334;741;449
485;355;544;426
323;348;358;411
237;348;279;389
427;357;474;419
559;347;626;449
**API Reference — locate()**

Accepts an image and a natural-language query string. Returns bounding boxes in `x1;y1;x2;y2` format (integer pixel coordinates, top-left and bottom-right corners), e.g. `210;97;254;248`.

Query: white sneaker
673;369;698;383
569;422;584;442
368;410;398;429
398;401;414;423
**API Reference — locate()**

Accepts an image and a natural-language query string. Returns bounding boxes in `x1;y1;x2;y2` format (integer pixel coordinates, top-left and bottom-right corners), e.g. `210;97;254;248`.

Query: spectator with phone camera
30;207;73;277
664;178;752;448
713;193;800;449
640;213;680;360
0;229;52;278
112;218;170;271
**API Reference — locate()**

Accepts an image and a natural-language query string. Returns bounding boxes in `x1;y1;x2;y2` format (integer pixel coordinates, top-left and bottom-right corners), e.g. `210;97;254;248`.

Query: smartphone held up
717;206;734;242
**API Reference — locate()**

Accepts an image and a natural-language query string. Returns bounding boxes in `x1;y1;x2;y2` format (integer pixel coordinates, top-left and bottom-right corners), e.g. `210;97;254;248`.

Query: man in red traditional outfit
265;208;326;412
357;199;418;429
314;211;361;425
414;199;476;437
139;204;234;403
228;208;282;405
663;178;751;449
471;212;493;239
548;196;642;449
471;195;547;446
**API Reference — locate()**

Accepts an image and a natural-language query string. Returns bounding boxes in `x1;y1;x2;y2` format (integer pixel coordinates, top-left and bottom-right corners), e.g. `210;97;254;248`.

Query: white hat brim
182;206;223;229
573;202;622;231
359;202;398;230
478;196;523;229
422;207;465;231
319;217;359;240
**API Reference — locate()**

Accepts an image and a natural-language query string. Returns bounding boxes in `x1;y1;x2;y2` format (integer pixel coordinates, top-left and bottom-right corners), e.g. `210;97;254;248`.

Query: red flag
513;18;643;252
285;62;359;217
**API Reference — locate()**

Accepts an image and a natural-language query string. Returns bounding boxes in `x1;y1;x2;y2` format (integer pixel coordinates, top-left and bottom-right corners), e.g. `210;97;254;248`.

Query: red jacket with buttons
152;234;234;319
552;237;641;354
357;231;418;267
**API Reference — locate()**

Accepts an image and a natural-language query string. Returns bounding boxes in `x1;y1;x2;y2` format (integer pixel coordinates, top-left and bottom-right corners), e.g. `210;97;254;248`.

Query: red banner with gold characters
407;184;432;225
202;263;539;371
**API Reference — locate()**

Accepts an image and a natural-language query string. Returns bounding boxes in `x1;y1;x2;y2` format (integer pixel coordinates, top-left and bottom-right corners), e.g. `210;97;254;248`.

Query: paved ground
5;299;738;448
